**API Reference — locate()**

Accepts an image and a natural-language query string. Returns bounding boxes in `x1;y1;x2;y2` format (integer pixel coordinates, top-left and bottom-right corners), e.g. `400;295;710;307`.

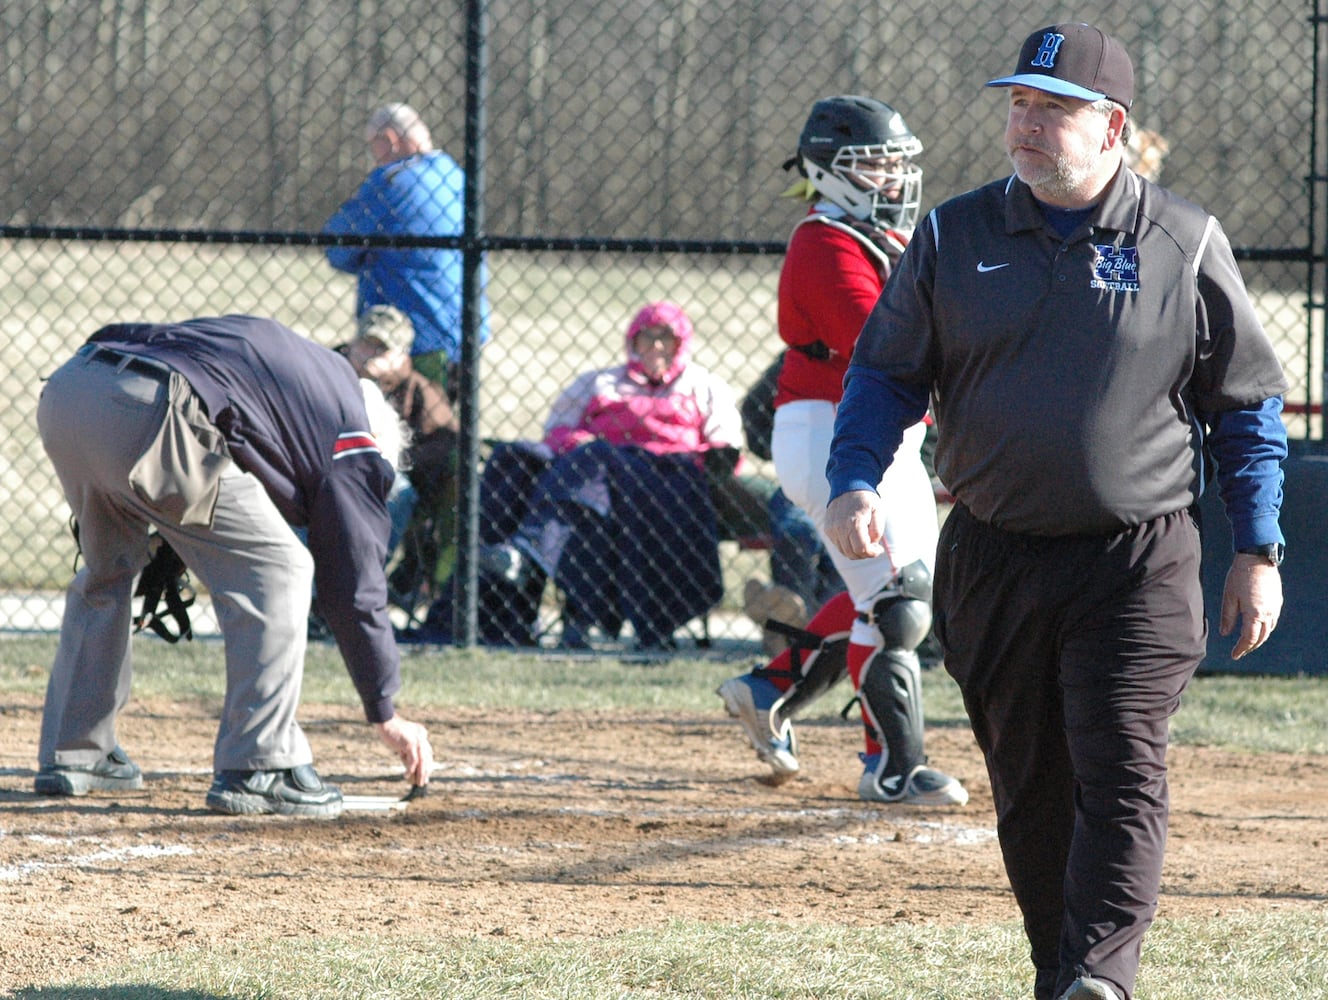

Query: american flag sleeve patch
333;431;381;460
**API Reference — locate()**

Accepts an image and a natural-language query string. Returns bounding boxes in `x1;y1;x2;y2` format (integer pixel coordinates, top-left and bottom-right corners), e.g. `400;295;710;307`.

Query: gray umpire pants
934;502;1206;1000
36;346;315;774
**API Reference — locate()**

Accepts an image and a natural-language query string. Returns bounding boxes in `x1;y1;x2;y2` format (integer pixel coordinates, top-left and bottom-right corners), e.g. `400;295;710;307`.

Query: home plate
341;795;410;812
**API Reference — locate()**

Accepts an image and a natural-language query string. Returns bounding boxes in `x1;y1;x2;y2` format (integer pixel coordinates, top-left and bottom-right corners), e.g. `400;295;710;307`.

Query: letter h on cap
1030;32;1066;69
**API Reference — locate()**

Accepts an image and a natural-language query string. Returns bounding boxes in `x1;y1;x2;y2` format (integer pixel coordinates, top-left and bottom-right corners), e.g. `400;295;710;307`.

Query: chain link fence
0;0;1321;651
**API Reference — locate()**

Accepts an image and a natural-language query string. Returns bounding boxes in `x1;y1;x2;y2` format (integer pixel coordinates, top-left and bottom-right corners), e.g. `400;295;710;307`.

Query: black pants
934;504;1206;1000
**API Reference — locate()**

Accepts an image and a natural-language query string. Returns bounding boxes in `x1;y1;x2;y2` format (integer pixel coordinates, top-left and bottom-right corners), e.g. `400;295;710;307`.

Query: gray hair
1091;97;1131;144
367;103;433;151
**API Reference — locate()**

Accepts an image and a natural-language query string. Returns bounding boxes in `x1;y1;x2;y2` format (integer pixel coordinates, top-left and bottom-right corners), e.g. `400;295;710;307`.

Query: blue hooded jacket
324;150;490;361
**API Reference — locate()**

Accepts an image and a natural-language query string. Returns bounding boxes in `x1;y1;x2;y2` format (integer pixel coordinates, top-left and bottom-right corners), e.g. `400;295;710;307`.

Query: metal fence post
455;0;489;647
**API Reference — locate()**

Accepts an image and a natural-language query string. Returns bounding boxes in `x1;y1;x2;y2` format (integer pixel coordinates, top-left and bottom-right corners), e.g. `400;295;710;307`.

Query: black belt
78;344;172;381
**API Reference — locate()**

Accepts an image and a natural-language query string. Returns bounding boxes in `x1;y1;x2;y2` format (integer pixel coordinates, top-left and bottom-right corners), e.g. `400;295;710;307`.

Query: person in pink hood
411;301;744;649
541;300;740;458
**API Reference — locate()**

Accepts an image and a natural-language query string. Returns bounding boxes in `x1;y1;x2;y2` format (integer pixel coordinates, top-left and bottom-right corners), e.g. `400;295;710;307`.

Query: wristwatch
1237;542;1285;567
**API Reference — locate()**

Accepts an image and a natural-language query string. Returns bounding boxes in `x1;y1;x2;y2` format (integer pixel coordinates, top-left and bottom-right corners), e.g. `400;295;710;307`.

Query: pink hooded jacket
542;301;743;458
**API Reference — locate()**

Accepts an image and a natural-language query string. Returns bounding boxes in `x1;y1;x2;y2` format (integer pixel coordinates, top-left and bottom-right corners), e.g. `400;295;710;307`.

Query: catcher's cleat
1058;976;1122;1000
34;746;144;797
717;673;799;781
858;754;968;806
206;764;343;819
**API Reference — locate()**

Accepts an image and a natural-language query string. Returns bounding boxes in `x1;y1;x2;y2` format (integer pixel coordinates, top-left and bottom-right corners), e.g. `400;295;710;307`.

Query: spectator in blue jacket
324;103;490;390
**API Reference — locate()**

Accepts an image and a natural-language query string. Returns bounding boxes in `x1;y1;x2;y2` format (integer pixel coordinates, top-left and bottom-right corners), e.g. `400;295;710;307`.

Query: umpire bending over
35;315;435;819
825;23;1287;1000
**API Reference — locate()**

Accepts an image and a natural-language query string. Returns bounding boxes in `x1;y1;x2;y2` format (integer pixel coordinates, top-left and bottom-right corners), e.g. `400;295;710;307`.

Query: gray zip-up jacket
840;167;1288;537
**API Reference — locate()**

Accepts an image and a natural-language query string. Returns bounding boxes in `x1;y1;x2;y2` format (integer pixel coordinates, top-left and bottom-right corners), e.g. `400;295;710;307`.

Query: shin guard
858;647;927;792
756;591;856;724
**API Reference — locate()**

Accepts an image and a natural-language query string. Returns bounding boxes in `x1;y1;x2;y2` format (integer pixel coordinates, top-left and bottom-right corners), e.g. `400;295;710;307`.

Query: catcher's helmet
791;95;923;230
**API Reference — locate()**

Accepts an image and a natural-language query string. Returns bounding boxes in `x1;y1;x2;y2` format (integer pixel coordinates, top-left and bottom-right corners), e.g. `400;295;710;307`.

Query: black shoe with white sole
34;746;144;797
206;764;343;819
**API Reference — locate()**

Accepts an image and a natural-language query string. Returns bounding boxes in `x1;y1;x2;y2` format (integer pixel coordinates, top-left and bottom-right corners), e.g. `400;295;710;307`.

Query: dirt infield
2;693;1326;992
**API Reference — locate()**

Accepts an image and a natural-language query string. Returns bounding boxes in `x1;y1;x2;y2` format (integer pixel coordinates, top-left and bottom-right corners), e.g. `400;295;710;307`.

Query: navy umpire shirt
86;314;403;723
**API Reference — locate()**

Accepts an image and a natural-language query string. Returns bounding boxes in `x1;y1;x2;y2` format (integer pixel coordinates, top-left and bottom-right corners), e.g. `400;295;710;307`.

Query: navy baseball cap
986;23;1134;110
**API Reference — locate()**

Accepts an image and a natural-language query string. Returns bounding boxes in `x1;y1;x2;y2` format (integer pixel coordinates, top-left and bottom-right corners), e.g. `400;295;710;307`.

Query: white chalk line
0;836;193;882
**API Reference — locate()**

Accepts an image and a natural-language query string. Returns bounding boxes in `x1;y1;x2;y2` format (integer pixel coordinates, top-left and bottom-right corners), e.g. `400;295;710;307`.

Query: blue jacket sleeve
1202;396;1287;551
323;183;380;273
826;364;930;500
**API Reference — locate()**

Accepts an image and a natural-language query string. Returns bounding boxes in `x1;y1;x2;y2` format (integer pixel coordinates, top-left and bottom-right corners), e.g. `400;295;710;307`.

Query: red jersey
774;209;906;407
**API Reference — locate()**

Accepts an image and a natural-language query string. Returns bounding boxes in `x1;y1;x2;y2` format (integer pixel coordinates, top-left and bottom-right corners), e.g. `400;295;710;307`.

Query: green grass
10;912;1328;999
1172;674;1328;754
4;634;1327;754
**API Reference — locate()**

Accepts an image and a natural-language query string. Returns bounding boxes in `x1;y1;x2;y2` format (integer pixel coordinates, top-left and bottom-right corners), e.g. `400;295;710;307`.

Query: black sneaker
478;542;536;588
1058;976;1122;1000
205;764;343;819
34;746;144;797
306;611;334;642
395;623;453;645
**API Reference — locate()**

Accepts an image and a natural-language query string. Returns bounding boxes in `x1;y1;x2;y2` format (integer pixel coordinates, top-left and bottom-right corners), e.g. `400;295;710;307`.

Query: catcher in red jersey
718;96;966;807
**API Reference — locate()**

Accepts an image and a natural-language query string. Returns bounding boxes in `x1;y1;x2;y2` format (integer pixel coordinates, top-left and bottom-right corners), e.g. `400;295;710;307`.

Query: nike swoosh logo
976;261;1010;272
